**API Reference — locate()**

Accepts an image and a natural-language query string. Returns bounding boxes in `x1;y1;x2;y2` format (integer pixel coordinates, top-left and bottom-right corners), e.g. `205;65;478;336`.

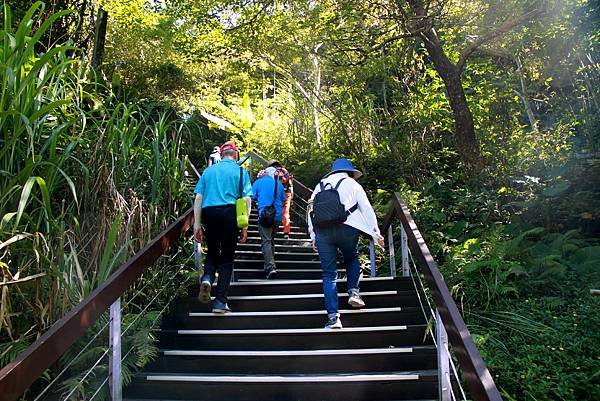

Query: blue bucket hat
323;158;363;180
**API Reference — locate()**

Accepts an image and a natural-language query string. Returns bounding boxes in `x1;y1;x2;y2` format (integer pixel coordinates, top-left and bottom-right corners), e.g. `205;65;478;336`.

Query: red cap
220;141;239;154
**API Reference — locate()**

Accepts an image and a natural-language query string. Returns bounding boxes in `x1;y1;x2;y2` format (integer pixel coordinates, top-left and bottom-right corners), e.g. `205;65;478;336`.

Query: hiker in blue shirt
252;167;286;279
194;141;252;313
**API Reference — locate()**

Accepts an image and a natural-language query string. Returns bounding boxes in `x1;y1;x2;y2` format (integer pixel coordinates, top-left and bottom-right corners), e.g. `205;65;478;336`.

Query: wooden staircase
123;209;438;401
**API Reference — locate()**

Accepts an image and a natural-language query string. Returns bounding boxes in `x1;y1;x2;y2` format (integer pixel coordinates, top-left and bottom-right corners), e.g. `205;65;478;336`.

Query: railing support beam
400;224;409;277
437;309;452;401
194;239;202;284
369;240;376;277
387;225;396;277
109;298;122;401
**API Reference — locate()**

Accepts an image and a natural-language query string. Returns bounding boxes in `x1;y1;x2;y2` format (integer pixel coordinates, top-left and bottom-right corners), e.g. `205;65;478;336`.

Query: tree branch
456;8;543;71
224;1;272;32
0;273;46;287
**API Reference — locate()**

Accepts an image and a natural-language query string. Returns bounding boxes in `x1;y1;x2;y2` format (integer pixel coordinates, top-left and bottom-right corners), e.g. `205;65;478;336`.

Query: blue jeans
315;224;361;315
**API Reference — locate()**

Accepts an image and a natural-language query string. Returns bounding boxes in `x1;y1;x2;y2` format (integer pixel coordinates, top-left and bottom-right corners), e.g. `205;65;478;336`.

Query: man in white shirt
207;146;221;167
308;158;384;329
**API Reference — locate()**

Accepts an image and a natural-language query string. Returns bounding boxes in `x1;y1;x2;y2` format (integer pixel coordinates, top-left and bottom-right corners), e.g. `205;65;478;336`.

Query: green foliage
0;0;194;375
472;295;600;401
3;1;600;400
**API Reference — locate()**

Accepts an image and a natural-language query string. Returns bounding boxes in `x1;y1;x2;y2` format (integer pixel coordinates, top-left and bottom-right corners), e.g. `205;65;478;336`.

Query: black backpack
310;178;358;228
259;177;279;227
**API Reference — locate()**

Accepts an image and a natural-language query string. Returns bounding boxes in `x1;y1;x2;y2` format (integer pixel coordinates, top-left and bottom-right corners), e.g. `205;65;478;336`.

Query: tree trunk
514;57;539;133
407;0;482;168
92;8;108;68
421;29;482;168
309;44;323;147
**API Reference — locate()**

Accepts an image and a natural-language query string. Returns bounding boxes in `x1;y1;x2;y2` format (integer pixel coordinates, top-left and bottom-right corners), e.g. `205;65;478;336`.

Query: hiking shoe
212;299;232;314
265;267;277;280
348;289;365;308
198;276;212;304
283;234;290;240
324;315;343;329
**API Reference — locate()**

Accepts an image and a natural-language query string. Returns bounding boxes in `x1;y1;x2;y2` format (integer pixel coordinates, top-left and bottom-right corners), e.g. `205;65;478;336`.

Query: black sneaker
265;267;277;280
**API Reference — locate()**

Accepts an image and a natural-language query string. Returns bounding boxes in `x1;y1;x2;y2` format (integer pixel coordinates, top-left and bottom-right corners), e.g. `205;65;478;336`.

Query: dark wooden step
248;220;306;230
179;290;418;312
188;276;415;296
157;324;432;350
234;268;323;280
245;236;312;245
246;230;308;239
144;346;437;374
235;250;319;261
237;243;315;253
163;307;427;330
124;370;438;401
234;259;323;269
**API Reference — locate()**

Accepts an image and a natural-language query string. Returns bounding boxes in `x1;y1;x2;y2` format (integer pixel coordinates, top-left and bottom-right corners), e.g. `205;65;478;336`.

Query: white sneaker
348;289;365;308
324;315;343;329
198;277;211;303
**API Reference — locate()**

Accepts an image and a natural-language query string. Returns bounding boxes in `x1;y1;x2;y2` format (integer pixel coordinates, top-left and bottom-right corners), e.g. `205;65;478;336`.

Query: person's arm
244;171;253;216
193;193;204;242
307;184;319;246
354;184;384;247
239;170;253;243
279;182;286;203
251;181;258;201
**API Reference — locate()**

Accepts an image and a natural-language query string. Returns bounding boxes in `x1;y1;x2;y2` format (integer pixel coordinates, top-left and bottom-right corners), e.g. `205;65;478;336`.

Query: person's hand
375;234;385;248
239;228;248;243
312;240;318;253
194;227;204;243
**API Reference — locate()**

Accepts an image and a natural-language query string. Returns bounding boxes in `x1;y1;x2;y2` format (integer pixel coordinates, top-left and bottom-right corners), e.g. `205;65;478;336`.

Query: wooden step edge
160;347;419;356
188;306;403;317
230;276;396;286
159;346;426;357
234;259;321;264
144;371;434;382
236;251;318;257
177;325;408;335
223;290;397;300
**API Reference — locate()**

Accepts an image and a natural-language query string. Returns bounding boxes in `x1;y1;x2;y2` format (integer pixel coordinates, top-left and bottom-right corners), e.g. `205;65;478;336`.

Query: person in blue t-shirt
193;141;252;313
252;167;286;279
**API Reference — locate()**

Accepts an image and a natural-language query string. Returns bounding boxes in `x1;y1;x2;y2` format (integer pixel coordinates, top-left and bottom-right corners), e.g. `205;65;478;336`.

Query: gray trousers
258;223;277;271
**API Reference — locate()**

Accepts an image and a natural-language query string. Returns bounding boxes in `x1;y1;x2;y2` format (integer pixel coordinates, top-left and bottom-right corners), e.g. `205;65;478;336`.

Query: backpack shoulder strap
271;176;278;206
346;202;359;215
334;177;347;190
239;167;243;197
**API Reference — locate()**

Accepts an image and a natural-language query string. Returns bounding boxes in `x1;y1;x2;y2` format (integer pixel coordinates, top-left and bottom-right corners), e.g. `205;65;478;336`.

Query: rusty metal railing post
109;298;122;401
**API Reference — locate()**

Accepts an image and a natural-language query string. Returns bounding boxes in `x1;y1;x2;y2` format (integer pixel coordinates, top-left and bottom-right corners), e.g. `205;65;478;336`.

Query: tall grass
0;1;194;363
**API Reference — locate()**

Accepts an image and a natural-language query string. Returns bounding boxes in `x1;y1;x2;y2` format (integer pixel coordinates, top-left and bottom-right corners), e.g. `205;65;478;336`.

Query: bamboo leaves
0;3;191;363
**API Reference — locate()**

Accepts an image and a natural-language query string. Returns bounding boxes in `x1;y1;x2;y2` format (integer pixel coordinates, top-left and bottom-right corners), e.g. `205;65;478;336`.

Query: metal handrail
0;210;193;401
382;192;502;401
